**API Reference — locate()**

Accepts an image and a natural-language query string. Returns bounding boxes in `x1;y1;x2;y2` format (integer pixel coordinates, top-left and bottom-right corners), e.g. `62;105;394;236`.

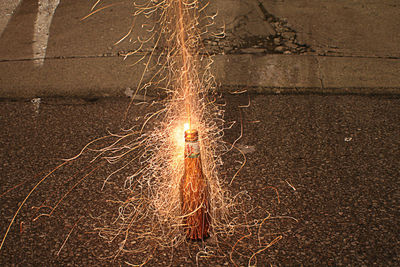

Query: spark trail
93;1;290;263
0;1;291;265
91;0;230;259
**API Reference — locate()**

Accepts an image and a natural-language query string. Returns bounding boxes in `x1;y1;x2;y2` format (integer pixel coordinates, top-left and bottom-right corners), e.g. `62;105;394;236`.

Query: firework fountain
93;0;230;258
0;0;290;265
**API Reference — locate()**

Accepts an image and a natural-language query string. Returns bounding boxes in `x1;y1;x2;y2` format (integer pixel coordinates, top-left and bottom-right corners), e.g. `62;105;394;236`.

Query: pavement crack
315;54;400;60
0;53;132;63
255;0;313;54
256;0;276;22
1;53;399;65
314;56;325;90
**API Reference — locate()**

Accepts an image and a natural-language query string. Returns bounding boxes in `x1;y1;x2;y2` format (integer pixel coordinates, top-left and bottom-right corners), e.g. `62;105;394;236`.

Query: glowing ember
184;122;190;132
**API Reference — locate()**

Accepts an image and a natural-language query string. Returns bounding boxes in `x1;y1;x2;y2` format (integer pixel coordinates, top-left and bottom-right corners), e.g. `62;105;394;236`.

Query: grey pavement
1;0;400;97
0;94;399;265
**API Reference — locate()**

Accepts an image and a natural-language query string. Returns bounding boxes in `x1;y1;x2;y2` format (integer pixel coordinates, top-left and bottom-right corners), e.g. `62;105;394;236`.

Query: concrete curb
1;54;399;98
213;54;400;90
1;0;399;97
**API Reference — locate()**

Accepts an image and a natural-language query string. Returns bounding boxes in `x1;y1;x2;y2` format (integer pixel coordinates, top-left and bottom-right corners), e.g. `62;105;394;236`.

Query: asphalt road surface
0;93;399;266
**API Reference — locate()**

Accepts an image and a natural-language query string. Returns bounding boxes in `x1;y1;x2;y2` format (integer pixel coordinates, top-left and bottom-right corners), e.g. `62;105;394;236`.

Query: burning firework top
184;129;200;158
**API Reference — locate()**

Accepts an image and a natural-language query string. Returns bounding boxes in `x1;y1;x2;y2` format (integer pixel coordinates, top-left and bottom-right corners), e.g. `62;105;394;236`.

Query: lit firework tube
181;128;210;240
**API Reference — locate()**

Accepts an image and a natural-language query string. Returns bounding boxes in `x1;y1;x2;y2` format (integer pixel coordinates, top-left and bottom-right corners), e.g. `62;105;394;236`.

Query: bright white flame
172;121;188;165
184;123;189;132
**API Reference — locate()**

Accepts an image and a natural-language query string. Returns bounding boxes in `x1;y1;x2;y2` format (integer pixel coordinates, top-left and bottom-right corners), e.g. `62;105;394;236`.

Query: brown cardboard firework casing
181;129;210;240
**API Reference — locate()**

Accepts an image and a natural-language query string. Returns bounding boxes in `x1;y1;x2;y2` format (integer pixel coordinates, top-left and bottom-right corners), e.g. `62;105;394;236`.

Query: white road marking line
0;0;23;38
33;0;60;67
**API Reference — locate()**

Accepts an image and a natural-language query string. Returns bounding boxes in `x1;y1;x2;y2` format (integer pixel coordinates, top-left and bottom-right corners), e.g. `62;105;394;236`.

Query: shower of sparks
0;0;294;265
90;0;231;258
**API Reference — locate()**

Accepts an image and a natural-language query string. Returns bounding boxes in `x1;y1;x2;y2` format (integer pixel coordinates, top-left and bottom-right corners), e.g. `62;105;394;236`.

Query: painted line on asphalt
33;0;60;67
0;0;23;38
